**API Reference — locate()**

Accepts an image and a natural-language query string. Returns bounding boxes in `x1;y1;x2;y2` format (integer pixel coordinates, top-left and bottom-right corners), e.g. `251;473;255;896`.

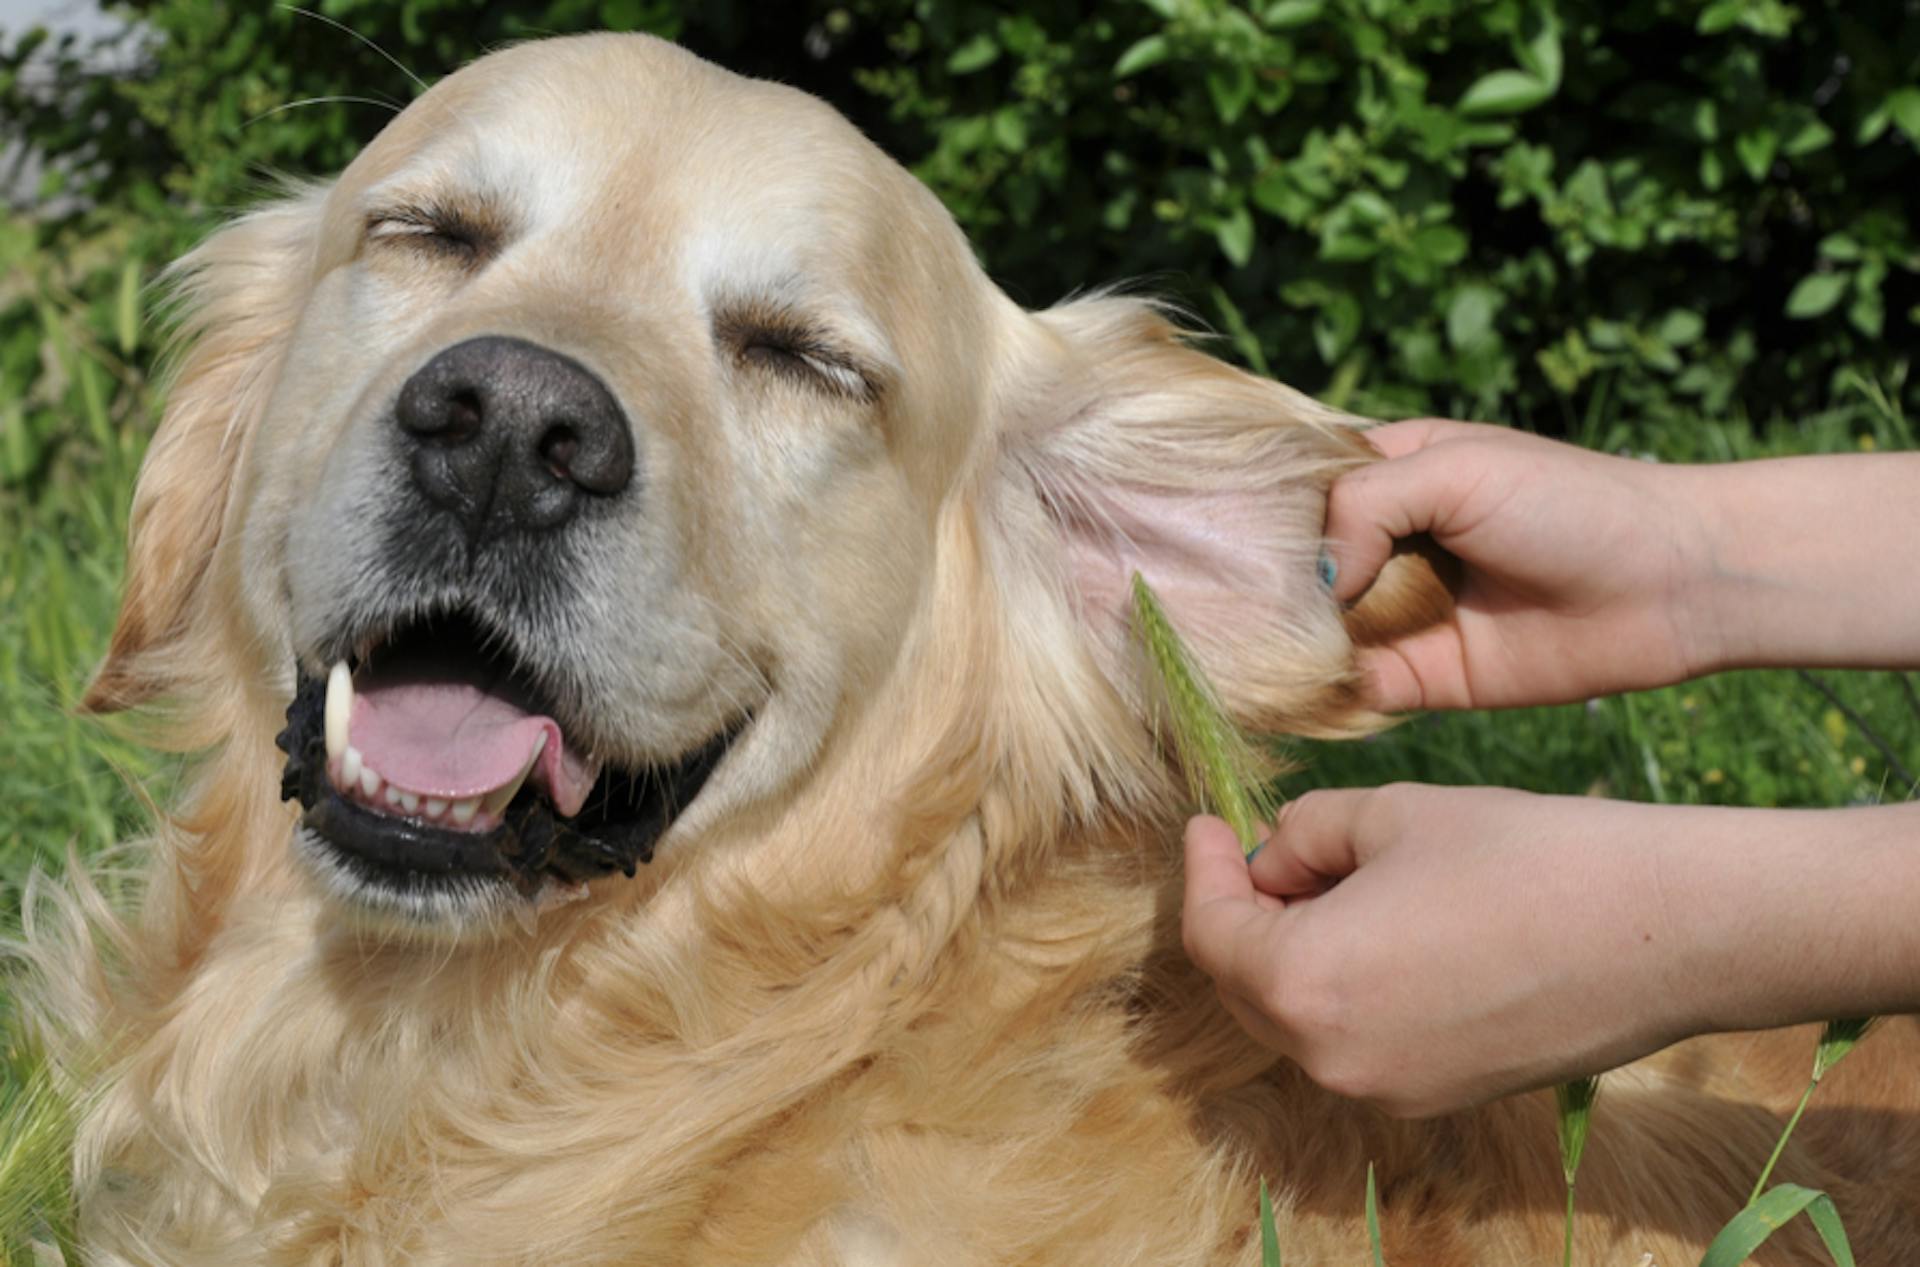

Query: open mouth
276;609;743;901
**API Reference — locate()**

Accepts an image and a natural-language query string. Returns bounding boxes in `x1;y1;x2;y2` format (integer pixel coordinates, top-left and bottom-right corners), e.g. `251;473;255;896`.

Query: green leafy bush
5;0;1918;439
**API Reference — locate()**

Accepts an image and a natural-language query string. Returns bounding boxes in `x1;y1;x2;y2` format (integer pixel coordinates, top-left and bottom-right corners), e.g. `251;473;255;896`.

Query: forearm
1650;799;1920;1037
1684;454;1920;672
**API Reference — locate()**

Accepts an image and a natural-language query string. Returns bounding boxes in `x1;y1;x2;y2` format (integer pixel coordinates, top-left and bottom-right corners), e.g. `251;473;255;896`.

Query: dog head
87;35;1446;934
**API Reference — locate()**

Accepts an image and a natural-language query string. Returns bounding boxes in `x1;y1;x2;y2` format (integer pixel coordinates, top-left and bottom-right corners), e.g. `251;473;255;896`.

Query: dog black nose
396;336;635;537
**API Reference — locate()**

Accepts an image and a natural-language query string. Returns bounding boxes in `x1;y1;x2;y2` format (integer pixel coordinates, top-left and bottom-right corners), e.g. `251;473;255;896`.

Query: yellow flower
1822;708;1848;747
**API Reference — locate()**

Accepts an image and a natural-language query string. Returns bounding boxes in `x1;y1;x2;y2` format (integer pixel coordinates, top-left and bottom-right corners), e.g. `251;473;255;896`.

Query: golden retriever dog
20;32;1920;1266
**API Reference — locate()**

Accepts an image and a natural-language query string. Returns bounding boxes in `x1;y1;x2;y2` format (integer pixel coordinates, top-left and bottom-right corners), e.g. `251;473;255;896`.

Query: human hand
1182;787;1920;1117
1326;420;1717;711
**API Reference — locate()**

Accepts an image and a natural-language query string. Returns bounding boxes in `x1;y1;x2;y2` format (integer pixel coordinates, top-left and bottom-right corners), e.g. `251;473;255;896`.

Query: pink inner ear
1055;478;1331;669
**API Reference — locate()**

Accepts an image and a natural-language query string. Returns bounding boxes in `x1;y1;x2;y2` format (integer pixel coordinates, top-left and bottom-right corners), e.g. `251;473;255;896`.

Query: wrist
1654;801;1920;1034
1684;454;1920;672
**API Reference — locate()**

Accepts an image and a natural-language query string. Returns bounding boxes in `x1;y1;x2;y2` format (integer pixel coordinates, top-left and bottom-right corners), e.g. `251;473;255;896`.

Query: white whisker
278;5;432;95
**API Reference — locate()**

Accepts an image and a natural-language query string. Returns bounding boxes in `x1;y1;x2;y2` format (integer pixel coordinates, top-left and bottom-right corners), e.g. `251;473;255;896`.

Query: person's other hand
1327;421;1716;711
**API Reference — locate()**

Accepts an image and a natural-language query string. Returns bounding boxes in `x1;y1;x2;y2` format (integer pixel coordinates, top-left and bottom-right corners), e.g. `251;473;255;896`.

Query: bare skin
1182;420;1920;1117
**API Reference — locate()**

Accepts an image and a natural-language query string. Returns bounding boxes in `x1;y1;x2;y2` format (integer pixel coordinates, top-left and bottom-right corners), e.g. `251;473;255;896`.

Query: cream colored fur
18;33;1920;1267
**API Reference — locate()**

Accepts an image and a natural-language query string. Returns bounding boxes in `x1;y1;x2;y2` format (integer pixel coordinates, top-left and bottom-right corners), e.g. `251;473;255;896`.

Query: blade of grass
1747;1019;1877;1204
1365;1162;1384;1266
1555;1076;1600;1267
0;1011;81;1265
1130;573;1278;851
1258;1178;1281;1267
1699;1184;1856;1267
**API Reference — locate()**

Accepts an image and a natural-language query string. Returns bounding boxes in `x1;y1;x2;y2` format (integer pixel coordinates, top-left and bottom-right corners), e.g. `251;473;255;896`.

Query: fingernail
1317;551;1338;590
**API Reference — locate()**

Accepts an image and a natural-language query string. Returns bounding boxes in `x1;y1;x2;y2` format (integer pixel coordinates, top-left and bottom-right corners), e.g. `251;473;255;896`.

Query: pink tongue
351;681;599;817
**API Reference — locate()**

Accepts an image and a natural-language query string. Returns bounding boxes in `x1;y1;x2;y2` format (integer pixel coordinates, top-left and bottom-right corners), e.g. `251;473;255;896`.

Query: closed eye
364;204;496;262
719;311;880;404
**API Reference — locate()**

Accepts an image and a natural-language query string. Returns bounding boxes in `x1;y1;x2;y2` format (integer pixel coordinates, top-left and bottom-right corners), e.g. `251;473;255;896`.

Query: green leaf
1214;204;1255;267
990;107;1027;152
1410;224;1468;267
1208;63;1254;124
1259;1179;1282;1267
1261;0;1323;29
1784;272;1848;319
1522;13;1563;90
1313;291;1362;363
1210;285;1269;375
1782;117;1833;157
1888;87;1920;145
945;34;1000;75
1818;233;1862;262
1697;0;1742;33
1365;1162;1384;1266
1700;1185;1856;1267
599;0;646;31
1847;288;1884;338
1447;284;1501;349
1658;309;1706;347
1734;128;1778;182
115;258;141;358
1457;69;1553;117
1113;34;1171;79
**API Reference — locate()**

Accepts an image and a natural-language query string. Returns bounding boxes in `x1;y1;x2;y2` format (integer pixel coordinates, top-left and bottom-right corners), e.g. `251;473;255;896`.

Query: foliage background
2;0;1918;911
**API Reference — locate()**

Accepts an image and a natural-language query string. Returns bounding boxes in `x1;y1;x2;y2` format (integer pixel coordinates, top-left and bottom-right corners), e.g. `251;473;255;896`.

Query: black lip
274;667;739;896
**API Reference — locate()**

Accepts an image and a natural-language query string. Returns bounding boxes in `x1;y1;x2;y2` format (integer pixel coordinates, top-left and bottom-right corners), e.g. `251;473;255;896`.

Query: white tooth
510;900;538;937
385;785;404;808
450;797;479;826
397;790;419;814
424;798;448;818
360;765;382;797
325;661;352;761
342;746;363;789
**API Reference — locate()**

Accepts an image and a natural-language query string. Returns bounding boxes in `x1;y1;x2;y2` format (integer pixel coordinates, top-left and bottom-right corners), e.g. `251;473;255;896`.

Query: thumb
1181;815;1276;986
1247;788;1376;895
1324;423;1474;606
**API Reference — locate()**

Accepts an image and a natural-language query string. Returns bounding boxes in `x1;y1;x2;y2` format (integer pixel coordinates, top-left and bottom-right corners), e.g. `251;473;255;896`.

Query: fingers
1247;789;1376;894
1355;417;1480;461
1325;447;1451;604
1325;419;1487;605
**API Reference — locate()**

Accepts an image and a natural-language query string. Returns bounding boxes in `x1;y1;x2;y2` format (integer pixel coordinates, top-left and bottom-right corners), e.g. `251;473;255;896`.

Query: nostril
443;389;484;443
539;423;580;481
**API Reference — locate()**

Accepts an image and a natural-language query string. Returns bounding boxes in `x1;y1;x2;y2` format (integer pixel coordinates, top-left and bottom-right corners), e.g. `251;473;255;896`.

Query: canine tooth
325;661;352;761
481;732;547;818
450;797;479;826
360;765;382;797
424;798;448;818
510;900;538;937
342;746;363;789
398;790;420;814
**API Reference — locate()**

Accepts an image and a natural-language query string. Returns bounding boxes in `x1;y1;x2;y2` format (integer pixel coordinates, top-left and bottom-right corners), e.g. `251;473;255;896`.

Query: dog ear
83;186;329;714
993;295;1452;742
